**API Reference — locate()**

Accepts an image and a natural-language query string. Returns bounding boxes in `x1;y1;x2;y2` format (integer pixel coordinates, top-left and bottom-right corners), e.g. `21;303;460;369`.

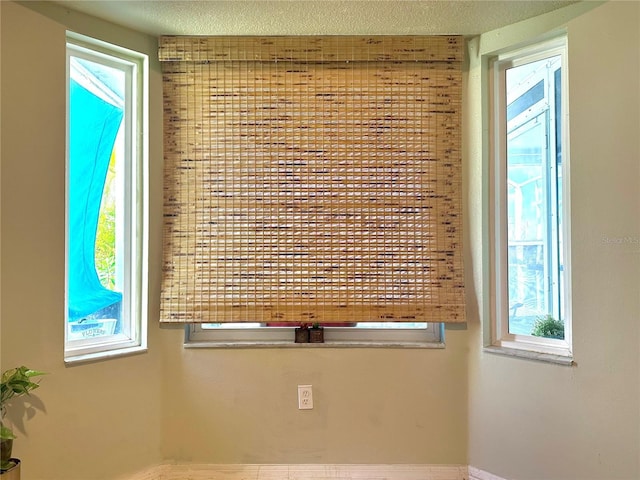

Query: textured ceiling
52;0;580;36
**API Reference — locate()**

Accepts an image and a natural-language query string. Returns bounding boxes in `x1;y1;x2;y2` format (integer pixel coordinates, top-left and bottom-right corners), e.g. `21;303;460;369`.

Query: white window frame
488;36;572;361
65;33;148;362
186;323;444;348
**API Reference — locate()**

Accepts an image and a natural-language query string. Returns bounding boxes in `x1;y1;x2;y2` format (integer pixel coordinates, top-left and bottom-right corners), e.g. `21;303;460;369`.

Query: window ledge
65;345;148;365
185;340;445;350
483;345;574;366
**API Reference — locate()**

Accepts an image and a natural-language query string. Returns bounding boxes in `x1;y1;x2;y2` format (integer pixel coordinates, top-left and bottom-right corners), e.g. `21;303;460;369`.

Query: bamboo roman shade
159;36;465;324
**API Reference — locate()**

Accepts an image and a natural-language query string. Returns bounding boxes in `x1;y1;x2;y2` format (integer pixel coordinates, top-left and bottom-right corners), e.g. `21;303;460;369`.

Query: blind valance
160;36;465;324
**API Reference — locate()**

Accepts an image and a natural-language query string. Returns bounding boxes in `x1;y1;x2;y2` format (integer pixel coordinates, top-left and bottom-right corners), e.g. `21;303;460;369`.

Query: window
186;322;443;347
65;33;148;361
159;36;465;338
489;37;572;359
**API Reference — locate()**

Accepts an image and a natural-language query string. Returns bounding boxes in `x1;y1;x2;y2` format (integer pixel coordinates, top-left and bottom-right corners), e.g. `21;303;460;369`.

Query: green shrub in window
531;314;564;339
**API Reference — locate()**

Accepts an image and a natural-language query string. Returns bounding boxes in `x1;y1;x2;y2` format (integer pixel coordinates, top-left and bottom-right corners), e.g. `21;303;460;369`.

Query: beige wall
1;2;468;479
0;2;164;479
2;1;639;479
467;1;640;479
158;332;468;465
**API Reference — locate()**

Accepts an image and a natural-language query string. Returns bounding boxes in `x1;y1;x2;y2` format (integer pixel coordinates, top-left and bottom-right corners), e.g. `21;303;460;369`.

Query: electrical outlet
298;384;313;410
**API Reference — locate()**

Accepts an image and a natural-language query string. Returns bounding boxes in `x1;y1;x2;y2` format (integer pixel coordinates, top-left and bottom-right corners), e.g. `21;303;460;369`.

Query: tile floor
128;464;469;480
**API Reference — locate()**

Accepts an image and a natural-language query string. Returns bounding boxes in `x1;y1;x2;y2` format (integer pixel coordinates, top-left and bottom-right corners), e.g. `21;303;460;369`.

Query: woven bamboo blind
159;36;465;324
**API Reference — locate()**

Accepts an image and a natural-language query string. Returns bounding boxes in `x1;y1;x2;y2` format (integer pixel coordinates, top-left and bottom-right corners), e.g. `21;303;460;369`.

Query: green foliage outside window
95;152;117;290
531;314;564;339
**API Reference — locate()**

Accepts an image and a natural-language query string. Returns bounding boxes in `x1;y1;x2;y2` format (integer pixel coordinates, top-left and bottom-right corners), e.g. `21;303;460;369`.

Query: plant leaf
0;424;16;439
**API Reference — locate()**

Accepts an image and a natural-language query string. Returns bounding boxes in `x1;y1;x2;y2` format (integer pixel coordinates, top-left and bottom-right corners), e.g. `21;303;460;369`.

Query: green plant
531;314;564;339
95;153;117;290
1;366;45;470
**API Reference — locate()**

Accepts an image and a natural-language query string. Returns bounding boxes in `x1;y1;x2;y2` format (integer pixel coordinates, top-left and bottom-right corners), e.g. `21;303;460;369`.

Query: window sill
185;340;445;350
64;345;148;365
484;345;574;366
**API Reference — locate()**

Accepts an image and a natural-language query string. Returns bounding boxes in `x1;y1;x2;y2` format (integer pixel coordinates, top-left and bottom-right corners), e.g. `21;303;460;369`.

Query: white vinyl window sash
65;33;148;362
489;37;572;360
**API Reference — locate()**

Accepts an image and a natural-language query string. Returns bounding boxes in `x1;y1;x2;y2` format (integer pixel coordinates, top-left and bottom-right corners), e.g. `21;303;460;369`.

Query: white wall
467;2;640;479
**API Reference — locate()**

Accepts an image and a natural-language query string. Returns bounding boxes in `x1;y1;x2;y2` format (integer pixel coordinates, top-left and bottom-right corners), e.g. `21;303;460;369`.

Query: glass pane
507;115;548;335
505;56;564;339
67;55;125;341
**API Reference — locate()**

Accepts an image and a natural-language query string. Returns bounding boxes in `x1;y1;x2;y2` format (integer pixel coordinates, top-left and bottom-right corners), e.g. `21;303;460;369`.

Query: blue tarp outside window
68;68;123;323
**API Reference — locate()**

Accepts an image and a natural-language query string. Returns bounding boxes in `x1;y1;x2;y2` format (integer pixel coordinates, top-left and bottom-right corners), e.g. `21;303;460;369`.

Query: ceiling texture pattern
52;1;580;36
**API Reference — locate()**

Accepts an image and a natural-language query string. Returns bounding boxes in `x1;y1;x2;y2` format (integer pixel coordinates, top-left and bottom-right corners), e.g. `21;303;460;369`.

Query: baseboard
468;466;508;480
125;463;470;480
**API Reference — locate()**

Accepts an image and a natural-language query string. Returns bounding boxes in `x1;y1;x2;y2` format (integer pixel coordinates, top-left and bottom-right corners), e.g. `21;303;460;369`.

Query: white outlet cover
297;384;313;409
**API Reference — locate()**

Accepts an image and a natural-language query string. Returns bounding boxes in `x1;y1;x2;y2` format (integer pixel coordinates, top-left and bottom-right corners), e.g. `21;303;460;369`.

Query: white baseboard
468;466;508;480
125;463;470;480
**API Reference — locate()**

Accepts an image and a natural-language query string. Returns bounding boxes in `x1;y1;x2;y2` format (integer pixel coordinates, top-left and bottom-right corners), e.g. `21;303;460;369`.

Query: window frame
488;36;573;360
64;32;149;362
186;323;444;348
